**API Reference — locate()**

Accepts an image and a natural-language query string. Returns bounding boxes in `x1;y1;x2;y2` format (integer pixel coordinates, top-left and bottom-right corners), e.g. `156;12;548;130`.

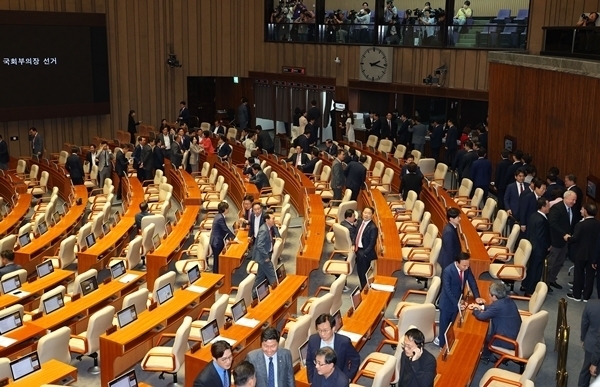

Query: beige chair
23;164;39;186
488;311;549;370
368;161;385;185
410;149;422;163
202;184;229;211
198;168;218;191
141;215;166;238
366;135;378;150
67;269;98;301
143;169;165;196
428;163;448;187
200;175;224;201
140;223;156;265
0;269;27;294
33;186;60;216
0;234;16;252
377;139;393;154
350;352;396;387
77;223;93;251
510;281;548;316
88;178;113;206
448;178;473;202
392;144;407;162
326;200;356;228
189;294;229;341
479;210;509;245
489;239;531;292
388;189;417;214
91;213;104;239
109;235;143;270
472;198;498;230
395;200;424;230
327;224;353;261
141;316;192;385
373;168;394;195
323;249;356;277
23;285;66;321
48;235;77;269
259;177;284;206
301;274;346;316
479;344;546;387
323;189;352;222
281;314;311;366
395;276;441;314
380;303;436;344
398;211;430;245
84;165;99;189
418;158;436;179
401;224;438;260
315;166;333;200
176;234;209;274
112;288;149;327
307;160;323;181
461;188;484;217
145;183;172;203
487;225;520;262
69;305;115;374
285;293;334;336
11;159;27;177
402;238;441;289
28;171;49;196
149;271;176;305
0;358;11;381
247;239;283;275
227;127;238;142
225;273;256;315
38;326;71;365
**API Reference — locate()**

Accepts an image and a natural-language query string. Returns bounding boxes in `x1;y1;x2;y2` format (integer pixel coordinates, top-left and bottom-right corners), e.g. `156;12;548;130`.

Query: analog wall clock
359;46;393;83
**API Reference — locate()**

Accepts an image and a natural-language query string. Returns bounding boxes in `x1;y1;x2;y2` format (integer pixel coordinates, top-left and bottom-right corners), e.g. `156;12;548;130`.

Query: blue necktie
268;357;275;387
223;370;229;387
568;207;572;224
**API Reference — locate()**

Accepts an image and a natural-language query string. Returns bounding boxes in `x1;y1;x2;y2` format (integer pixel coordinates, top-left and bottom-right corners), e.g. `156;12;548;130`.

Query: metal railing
554;298;569;387
542;26;600;60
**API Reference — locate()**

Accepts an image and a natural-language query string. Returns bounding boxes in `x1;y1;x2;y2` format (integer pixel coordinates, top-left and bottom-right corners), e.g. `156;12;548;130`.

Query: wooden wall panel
488;62;600;204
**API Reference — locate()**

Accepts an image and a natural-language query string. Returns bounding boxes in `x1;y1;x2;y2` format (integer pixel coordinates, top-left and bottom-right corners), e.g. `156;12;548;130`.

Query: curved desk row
0;174;31;237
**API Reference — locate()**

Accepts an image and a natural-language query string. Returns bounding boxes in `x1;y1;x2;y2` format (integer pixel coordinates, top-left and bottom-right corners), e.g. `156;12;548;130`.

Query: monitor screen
85;233;96;248
116;305;137;329
110;261;126;279
1;276;21;294
275;264;286;284
0;311;23;335
351;286;362;310
187;265;200;285
18;233;31;247
43;293;64;315
37;221;48;235
231;299;247;323
114;211;121;224
152;234;161;250
165;221;172;236
36;260;54;278
255;279;270;302
108;369;138;387
156;283;173;305
332;309;343;331
334;102;346;112
80;276;98;296
9;351;40;381
445;321;456;354
53;211;61;225
102;222;110;236
200;319;219;346
299;340;309;366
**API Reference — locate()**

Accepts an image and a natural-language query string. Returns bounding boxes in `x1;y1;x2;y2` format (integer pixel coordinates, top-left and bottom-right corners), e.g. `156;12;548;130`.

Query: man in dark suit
287;146;309;168
135;202;151;231
370;113;381;138
85;143;98;170
0;251;22;278
245;328;294;387
429;120;444;162
215;135;232;160
170;135;183;169
436;252;484;347
251;214;280;296
159;126;174;159
212;120;227;136
115;144;130;200
29;127;44;158
578;299;600;387
567;203;600;302
306;118;317;147
238;97;250;129
249;164;270;191
210;202;239;274
307;100;321;144
457;141;477;180
439;207;461;270
401;162;423;200
494;149;512;209
311;347;350;387
444;118;458;166
344;155;367;201
255;125;274;154
152;138;164;173
248;202;265;242
565;174;584;224
0;135;9;170
544;173;561;200
470;148;492;200
504;170;527;221
517;178;546;234
381;112;397;141
471;282;522;360
232;361;256;387
502;149;524;190
140;138;153;182
178;128;190;152
302;149;321;174
354;207;378;288
132;138;143;180
324;139;338;157
65;147;84;186
177;101;189;126
331;150;346;201
547;190;577;289
523;198;551;296
398;328;437;387
397;113;410;146
193;340;233;387
306;314;360;383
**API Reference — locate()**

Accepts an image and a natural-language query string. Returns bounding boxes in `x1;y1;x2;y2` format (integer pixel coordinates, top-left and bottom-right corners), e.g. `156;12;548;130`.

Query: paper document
235;317;260;328
337;329;363;343
118;274;139;283
214;336;237;346
0;336;17;347
186;285;207;294
371;283;395;293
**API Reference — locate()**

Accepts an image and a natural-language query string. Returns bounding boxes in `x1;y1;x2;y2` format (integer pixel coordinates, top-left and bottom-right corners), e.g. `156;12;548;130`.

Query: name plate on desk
106;325;117;336
71;293;81;302
191;342;201;354
148;302;157;311
103;277;112;285
0;377;8;386
184;197;202;206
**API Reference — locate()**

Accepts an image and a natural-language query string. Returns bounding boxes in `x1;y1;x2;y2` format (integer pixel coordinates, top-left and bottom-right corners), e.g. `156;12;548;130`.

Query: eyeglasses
400;342;417;351
317;328;332;334
219;355;233;362
313;361;330;367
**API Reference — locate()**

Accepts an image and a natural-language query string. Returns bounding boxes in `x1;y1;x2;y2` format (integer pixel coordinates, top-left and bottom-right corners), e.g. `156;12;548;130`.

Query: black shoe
568;281;573;287
549;281;563;289
566;293;582;302
546;286;554;293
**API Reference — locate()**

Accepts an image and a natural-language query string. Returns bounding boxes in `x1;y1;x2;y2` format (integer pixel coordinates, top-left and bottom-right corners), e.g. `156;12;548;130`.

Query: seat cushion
323;260;349;275
189;321;208;342
142;346;176;372
325;232;334;243
403;262;434;277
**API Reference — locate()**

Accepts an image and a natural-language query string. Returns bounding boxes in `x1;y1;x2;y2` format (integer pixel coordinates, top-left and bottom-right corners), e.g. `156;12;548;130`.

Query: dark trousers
523;253;545;295
547;245;569;283
252;257;277;298
356;249;371;289
497;189;506;209
573;259;596;300
446;148;457;167
431;147;441;163
578;349;594;387
211;242;224;274
137;168;145;182
332;188;343;201
116;175;125;199
349;187;360;201
438;308;458;347
71;177;83;185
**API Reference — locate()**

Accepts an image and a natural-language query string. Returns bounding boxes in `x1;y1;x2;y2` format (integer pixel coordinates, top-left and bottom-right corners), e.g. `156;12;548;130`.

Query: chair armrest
401;289;428;301
195;308;212;321
142;352;175;371
401;234;423;245
481;376;525;387
489;251;514;262
378;319;398;343
259;187;273;195
374;337;399;353
155;333;177;346
487;334;519;356
406;262;434;277
313;286;331;297
495;264;525;280
69;335;89;354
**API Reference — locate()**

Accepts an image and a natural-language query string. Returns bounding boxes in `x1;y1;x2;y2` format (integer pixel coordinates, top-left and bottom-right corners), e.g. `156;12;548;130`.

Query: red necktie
459;270;464;287
355;222;366;252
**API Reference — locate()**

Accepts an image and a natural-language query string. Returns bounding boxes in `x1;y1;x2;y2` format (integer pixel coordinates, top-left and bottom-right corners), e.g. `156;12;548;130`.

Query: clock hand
372;64;386;69
369;60;380;66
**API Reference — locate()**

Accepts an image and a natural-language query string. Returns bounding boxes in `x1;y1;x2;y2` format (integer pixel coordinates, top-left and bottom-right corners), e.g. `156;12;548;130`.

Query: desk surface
0;322;46;359
10;359;77;386
0;269;74;310
296;194;325;282
0;176;30;237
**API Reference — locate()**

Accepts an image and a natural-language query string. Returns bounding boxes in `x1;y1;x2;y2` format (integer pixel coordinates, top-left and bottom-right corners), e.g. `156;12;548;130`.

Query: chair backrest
424;224;439;247
18;222;32;240
37;326;71;364
492;210;508;234
151;271;176;303
404;190;418;211
497;8;511;18
40;285;66;315
308;293;334;335
159;183;173;202
0;304;23;323
428;238;442;267
394;144;407;159
433;163;448;181
141;215;166;238
425;276;441;304
312;160;323;178
336;201;357;223
153;169;164;185
0;269;27;294
329;274;347;314
85;305;116;354
71;269;98;298
364;155;372;170
283;314;311;366
398;304;436;343
29;164;39;180
381;168;394;186
200;162;210;177
418;158;436;176
16;160;26;175
209;294;230;329
124;235;143;269
378;139;393;154
516;310;549;358
206;169;218;186
479;198;497;220
372;161;385;179
38;171;49;187
227;128;238;142
411;149;422;163
512;239;532;274
318;166;331;183
55;236;77;269
341;189;352;203
141;223;156;256
121;288;149;316
458;178;474;197
469;188;484;210
371;355;396;387
418;212;431;235
172;316;193;371
234;273;256;308
520;342;546;382
528;282;548;314
91;212;104;239
0;234;15;252
502;23;518;33
89;164;99;182
366;135;378;148
332;224;352;252
77;223;92;249
410;200;425;222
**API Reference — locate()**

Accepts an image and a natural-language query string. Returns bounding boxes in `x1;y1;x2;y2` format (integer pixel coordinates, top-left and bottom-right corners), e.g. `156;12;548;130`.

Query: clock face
360;47;389;82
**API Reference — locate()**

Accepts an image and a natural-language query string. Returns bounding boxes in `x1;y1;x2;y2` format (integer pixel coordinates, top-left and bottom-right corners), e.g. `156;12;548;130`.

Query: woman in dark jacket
128;110;141;143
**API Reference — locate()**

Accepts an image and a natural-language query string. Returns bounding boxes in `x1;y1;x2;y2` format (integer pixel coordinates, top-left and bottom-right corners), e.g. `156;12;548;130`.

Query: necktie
355;222;366;252
459;270;464;288
518;183;523;195
568;207;572;223
269;227;274;252
104;151;108;167
223;370;229;387
268;357;275;387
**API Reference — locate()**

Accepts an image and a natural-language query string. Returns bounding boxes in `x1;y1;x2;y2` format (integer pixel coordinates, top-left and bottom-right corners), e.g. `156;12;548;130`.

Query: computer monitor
111;260;126;279
10;351;40;381
18;233;31;248
365;266;374;289
351;286;362;310
53;211;61;225
114;212;121;225
275;264;286;284
0;310;23;334
36;260;54;279
80;276;98;296
165;221;172;236
457;294;464;323
298;340;309;367
156;283;173;305
108;369;139;387
1;275;21;294
200;319;220;346
231;299;247;323
102;222;110;236
85;233;96;248
62;202;69;214
116;305;138;329
187;265;200;285
37;221;48;235
152;234;161;250
444;321;457;354
255;279;270;302
43;293;64;315
332;309;343;331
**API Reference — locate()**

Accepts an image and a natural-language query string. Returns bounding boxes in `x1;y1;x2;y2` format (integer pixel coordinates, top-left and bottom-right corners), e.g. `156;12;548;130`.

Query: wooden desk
10;359;77;386
296;194;326;284
99;273;224;387
33;270;145;333
184;274;308;387
0;269;74;311
0;322;46;360
77;177;144;273
219;230;250;292
0;176;31;237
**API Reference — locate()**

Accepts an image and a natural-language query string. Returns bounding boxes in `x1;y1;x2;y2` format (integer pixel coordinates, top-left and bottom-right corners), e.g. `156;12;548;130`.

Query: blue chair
519;27;528;49
492;9;511;24
477;24;498;47
514;9;529;24
499;23;519;48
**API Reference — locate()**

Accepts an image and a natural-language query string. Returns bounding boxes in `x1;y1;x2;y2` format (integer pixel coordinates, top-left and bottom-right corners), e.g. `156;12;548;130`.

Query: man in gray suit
579;299;600;386
171;135;183;169
97;140;114;188
29;127;44;158
238;97;250;129
331;149;346;201
251;214;280;299
408;117;428;154
245;327;295;387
